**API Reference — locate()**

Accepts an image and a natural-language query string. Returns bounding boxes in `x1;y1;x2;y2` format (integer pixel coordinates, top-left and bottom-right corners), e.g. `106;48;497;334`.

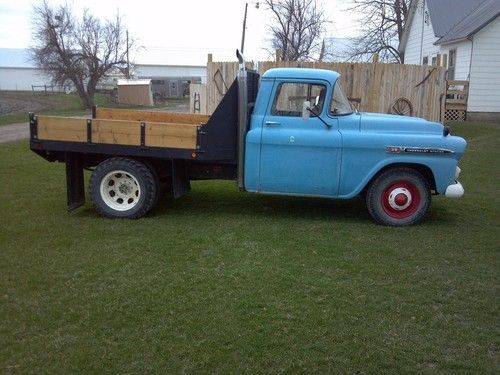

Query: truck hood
358;112;467;156
359;112;444;135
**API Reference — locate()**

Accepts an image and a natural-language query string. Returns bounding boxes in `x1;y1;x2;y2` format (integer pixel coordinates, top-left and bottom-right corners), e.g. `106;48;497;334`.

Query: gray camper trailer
142;77;202;100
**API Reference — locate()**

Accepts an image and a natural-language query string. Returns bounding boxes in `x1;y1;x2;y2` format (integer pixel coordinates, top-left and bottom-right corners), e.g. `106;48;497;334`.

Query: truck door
259;81;342;197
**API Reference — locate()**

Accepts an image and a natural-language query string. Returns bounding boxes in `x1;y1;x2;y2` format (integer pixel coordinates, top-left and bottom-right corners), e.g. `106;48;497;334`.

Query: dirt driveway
0;123;29;143
0;97;50;115
0;94;49;143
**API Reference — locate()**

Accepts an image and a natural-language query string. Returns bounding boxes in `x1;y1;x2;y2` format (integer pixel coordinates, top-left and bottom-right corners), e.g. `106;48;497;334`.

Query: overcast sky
0;0;358;65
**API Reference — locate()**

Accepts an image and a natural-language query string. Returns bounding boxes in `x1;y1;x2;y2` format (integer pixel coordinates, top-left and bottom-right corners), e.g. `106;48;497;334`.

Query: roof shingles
435;0;500;44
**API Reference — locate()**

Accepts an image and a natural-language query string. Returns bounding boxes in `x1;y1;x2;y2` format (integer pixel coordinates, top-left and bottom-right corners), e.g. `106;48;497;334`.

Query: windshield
330;81;353;115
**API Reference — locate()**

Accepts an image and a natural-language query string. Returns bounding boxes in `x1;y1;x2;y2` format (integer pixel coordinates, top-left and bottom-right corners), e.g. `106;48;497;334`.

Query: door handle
265;121;281;126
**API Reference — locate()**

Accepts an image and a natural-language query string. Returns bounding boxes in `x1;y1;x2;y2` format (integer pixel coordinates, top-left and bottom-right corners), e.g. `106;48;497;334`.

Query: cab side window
271;82;326;117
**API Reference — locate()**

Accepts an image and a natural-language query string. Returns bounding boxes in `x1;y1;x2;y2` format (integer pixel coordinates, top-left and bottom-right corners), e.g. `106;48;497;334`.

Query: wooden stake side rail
95;107;210;125
36;115;200;149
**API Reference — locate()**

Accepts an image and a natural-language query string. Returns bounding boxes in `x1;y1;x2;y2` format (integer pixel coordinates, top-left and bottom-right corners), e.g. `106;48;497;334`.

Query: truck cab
244;68;467;225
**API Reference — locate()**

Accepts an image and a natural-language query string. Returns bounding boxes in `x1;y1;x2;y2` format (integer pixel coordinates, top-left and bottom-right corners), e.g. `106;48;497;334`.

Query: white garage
0;48;52;91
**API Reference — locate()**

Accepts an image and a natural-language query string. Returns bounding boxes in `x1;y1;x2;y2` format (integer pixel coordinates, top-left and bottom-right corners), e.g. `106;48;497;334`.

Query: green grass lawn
0;122;498;373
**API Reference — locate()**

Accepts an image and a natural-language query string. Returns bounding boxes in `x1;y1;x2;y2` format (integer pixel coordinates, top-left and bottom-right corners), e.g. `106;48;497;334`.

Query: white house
399;0;500;121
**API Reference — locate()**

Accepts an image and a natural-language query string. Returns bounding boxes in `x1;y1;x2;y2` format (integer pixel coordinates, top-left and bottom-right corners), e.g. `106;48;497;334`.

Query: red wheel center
394;193;408;206
381;181;421;219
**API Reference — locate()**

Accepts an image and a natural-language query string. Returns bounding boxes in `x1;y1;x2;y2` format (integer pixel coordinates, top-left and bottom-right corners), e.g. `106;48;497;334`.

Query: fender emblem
386;146;454;154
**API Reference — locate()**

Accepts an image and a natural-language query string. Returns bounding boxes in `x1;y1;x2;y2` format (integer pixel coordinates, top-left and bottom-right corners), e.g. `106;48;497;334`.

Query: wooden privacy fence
203;60;446;122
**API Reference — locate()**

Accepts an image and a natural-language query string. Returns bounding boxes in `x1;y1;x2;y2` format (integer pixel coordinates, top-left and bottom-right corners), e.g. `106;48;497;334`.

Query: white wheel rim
388;187;412;211
100;170;141;211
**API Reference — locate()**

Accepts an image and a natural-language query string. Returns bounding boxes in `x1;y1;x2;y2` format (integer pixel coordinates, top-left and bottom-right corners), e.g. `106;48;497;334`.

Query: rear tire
366;167;431;226
89;157;158;218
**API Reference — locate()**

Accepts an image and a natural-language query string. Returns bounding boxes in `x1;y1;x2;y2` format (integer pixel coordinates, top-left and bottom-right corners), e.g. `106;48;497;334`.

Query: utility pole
240;3;248;54
240;2;260;55
126;30;130;79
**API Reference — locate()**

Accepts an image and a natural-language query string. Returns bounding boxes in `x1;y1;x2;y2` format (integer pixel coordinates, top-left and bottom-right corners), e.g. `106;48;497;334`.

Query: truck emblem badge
386;146;454;154
289;136;295;143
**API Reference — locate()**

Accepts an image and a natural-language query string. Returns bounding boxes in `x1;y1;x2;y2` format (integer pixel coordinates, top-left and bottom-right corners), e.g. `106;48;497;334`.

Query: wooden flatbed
36;108;210;150
29;72;260;212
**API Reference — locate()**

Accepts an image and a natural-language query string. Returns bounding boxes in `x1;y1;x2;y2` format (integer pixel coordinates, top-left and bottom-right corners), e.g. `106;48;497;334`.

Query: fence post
368;53;380;112
275;49;282;63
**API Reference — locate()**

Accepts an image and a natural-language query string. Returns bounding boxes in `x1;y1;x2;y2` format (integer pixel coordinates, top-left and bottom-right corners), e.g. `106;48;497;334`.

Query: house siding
403;0;472;81
404;0;440;64
468;17;500;113
439;41;472;80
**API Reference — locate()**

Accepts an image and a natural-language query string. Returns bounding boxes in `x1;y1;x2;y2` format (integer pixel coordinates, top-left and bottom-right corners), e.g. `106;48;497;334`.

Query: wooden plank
445;103;467;110
92;119;140;145
95;108;209;125
447;89;468;95
446;99;468;104
37;114;199;149
146;122;197;149
37;116;87;142
447;80;469;86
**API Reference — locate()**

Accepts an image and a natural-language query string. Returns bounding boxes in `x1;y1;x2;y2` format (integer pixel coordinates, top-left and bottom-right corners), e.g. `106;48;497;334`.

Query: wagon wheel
389;97;413;116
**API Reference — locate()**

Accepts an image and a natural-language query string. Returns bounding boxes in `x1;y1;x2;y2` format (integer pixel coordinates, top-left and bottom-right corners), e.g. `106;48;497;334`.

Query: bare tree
345;0;409;63
31;1;132;108
265;0;327;61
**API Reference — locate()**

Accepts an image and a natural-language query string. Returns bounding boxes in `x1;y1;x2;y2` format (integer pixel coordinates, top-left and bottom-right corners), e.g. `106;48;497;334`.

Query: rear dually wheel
90;157;158;218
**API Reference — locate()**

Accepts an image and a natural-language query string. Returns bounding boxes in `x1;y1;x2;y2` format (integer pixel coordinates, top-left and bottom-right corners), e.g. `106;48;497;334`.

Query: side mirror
302;101;311;120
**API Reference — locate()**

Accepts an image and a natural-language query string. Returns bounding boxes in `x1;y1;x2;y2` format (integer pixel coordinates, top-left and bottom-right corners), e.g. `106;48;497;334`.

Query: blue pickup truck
29;54;466;226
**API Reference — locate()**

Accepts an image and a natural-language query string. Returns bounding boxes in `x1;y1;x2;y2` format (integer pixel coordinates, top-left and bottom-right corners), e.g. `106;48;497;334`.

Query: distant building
135;64;206;99
0;48;207;98
0;48;52;91
117;79;153;106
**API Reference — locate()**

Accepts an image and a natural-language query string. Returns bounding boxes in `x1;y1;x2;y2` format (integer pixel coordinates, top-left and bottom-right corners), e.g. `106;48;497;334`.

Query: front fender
337;156;457;199
337;133;466;198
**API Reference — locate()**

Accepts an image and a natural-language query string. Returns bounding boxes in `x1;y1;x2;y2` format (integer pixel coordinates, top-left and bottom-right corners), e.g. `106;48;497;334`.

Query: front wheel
89;157;158;218
366;167;431;226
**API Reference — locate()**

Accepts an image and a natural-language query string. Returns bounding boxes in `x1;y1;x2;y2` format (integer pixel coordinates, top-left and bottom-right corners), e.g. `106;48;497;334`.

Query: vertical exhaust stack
236;49;248;190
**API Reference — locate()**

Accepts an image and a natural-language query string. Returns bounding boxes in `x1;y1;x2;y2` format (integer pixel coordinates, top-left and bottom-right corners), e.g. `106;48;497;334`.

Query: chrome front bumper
445;166;464;198
445;180;464;198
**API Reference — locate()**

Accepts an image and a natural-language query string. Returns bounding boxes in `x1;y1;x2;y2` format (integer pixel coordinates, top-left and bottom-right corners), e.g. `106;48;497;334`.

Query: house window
431;56;437;66
448;49;456;80
422;56;428;65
